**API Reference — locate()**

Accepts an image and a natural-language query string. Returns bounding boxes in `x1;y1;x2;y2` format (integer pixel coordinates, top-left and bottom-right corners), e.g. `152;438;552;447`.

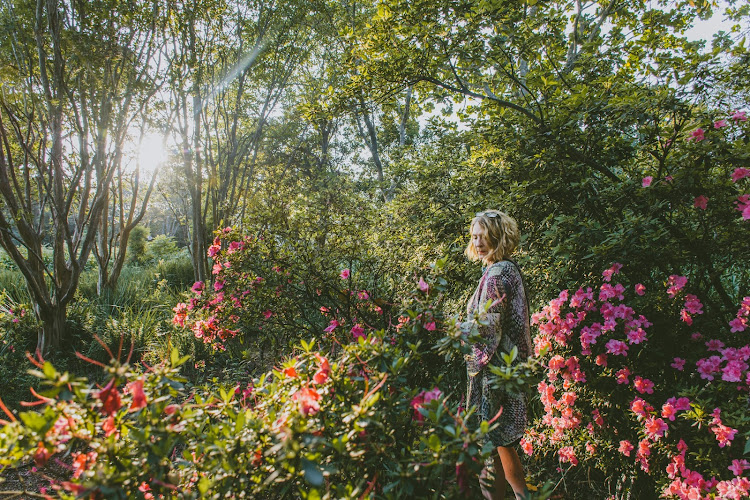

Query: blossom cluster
528;263;749;498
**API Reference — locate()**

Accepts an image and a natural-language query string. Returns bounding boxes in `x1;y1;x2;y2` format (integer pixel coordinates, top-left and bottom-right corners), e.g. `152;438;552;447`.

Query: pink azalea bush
526;262;750;498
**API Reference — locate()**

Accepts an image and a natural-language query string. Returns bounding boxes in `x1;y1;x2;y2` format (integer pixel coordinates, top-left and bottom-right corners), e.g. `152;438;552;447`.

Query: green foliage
127;226;151;265
0;270;545;499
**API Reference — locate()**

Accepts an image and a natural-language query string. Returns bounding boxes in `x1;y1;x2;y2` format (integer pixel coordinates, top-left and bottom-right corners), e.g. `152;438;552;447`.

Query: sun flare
137;133;168;177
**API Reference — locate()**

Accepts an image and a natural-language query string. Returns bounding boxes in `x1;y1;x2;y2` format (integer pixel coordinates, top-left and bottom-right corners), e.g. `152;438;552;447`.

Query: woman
465;210;532;500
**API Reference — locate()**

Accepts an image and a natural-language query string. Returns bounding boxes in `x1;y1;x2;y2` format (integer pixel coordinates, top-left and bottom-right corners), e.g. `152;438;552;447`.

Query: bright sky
683;0;748;42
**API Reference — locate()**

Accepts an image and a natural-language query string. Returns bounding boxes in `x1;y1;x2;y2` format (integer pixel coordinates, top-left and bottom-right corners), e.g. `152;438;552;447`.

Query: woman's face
471;222;492;260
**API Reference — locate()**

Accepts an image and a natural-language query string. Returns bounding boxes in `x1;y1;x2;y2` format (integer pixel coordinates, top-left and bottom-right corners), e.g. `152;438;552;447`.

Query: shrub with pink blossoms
527;264;750;498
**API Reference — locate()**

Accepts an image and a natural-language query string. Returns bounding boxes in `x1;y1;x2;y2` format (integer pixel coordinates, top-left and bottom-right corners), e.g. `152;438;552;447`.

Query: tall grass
0;247;197;409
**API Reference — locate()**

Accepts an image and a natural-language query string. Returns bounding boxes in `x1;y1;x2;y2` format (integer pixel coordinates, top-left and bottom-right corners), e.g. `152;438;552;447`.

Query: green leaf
428;433;441;451
197;477;212;495
42;362;56;379
236;409;246;433
744;437;750;456
19;411;48;432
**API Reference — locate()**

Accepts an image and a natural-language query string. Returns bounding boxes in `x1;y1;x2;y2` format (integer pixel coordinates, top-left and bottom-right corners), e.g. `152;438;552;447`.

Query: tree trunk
35;304;67;358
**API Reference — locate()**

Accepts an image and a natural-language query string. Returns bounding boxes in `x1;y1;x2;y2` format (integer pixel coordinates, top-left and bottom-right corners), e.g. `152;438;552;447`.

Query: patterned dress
466;259;533;448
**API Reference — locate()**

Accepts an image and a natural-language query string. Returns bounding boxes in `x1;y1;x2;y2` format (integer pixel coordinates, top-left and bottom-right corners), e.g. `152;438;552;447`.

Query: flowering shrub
526;262;750;498
0;265;545;498
173;227;392;363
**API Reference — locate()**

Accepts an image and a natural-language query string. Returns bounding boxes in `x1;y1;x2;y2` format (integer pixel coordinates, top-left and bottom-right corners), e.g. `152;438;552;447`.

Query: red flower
411;387;442;422
102;416;118;437
97;380;122;416
292;386;321;416
686;128;705;142
313;354;331;385
693;195;708;210
732;168;750;183
127;379;148;412
34;442;52;467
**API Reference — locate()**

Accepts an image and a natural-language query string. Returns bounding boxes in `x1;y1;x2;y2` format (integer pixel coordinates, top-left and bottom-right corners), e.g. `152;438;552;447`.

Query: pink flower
736;194;750;220
351;324;366;341
418;277;429;293
722;360;747;382
731;110;747;122
642;176;653;187
693;196;708;210
520;438;533;456
635;283;646;296
357;290;370;300
411;387;442;422
729;459;750;476
339;269;350;279
696;356;722;380
423;321;436;331
680;308;693;325
633;376;654;394
615;367;631;384
630;397;653;418
262;310;273;320
214;280;225;291
172;303;188;327
732;168;750;183
559;391;577;407
592;409;604;426
292;386;321;416
602;263;623;282
714;119;728;129
711;421;737;448
323;319;339;333
595;354;607;367
671;357;685;371
661;403;677;421
705;339;724;351
672;397;691;411
191;281;204;295
666;275;687;298
207;244;221;258
558;446;578;466
729;317;747;333
644;416;668;440
618;440;634;457
605;339;628;356
684;294;703;315
686;128;705;142
627;328;647;344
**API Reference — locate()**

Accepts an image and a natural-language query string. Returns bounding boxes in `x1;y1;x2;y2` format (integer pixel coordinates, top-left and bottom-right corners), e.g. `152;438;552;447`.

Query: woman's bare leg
497;446;529;499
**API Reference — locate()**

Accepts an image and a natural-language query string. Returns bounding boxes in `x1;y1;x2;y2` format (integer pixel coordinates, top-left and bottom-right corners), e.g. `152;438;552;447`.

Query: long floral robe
466;259;533;448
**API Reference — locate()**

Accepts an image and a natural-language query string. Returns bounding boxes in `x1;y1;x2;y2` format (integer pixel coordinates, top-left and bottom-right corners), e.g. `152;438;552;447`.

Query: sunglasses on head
476;211;500;218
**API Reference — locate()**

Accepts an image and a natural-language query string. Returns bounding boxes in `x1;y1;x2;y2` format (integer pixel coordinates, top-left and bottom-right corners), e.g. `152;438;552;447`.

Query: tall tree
0;0;163;355
164;0;313;281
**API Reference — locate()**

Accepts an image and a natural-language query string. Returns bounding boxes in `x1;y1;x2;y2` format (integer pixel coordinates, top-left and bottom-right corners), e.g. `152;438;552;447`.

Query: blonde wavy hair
465;210;520;265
